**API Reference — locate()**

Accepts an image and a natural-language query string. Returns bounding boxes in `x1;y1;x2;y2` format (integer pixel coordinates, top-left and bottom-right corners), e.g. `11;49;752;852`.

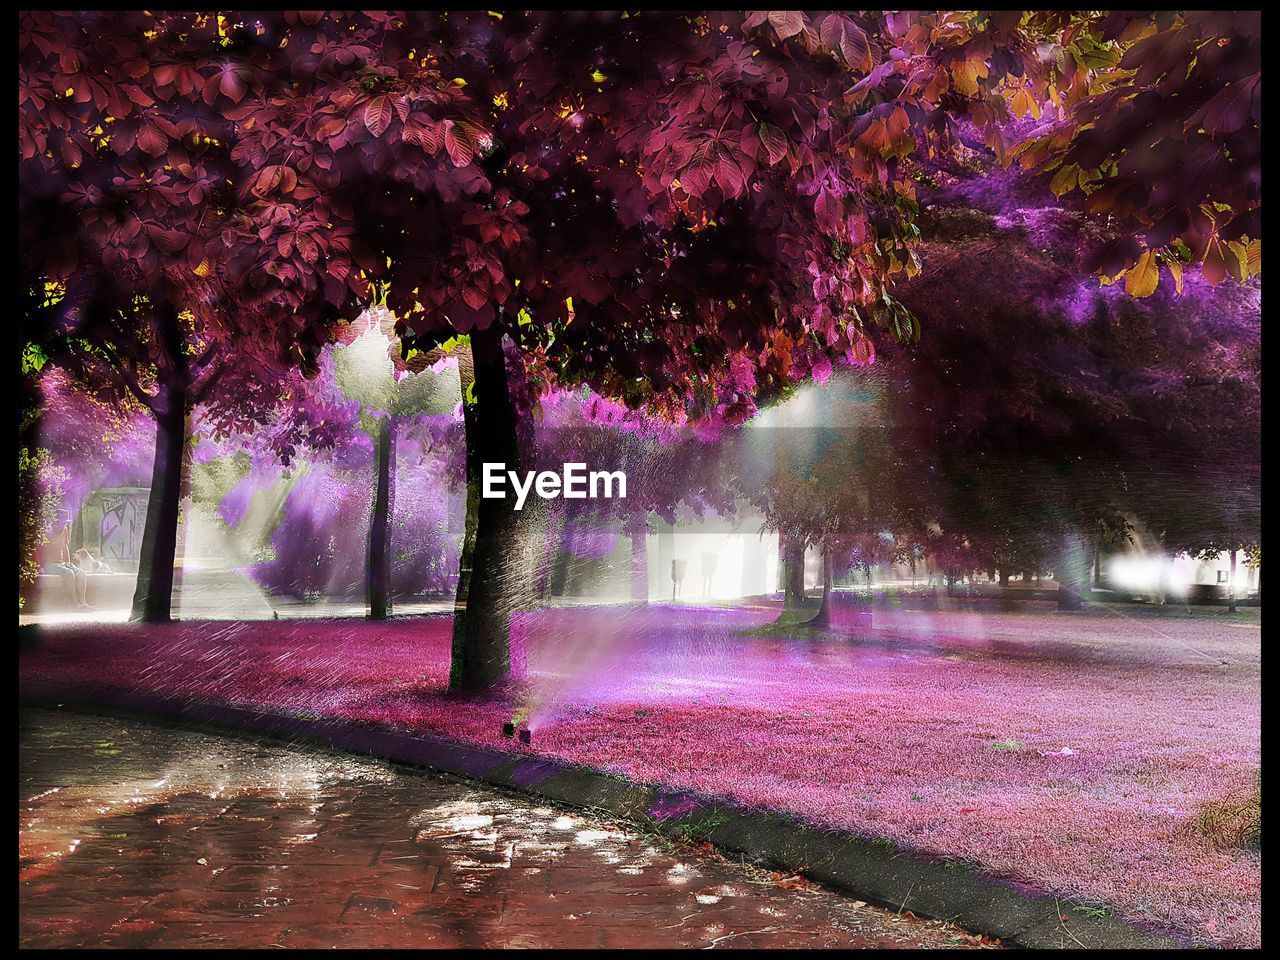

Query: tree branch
93;339;158;412
62;343;158;414
191;339;221;376
192;362;224;407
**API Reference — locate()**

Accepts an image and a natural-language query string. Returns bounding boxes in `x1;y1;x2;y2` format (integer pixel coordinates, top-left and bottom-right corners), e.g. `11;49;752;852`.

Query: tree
219;10;1261;674
734;371;900;623
1094;277;1261;609
19;11;375;622
20;10;1261;676
884;191;1110;609
229;10;983;687
214;422;464;608
885;168;1260;610
191;323;464;611
22;320;363;620
22;290;352;622
330;307;462;618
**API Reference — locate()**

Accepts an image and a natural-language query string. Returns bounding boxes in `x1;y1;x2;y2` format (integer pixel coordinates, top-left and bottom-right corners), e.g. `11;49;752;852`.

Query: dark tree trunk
366;415;396;620
450;326;525;692
782;535;806;609
130;304;188;624
1092;536;1103;589
999;569;1010;589
130;395;187;622
1057;535;1086;611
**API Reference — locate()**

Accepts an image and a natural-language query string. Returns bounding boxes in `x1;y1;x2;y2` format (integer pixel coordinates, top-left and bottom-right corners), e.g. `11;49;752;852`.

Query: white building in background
647;522;782;602
1107;549;1257;599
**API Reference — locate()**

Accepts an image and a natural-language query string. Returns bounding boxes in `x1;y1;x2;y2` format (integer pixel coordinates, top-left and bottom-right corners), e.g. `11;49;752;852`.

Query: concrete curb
20;682;1180;950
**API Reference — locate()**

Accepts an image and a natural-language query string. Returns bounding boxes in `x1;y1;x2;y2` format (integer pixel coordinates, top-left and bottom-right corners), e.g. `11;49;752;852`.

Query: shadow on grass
734;600;832;639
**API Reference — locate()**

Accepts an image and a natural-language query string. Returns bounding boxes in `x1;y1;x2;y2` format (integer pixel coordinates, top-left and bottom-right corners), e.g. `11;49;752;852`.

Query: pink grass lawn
20;601;1260;946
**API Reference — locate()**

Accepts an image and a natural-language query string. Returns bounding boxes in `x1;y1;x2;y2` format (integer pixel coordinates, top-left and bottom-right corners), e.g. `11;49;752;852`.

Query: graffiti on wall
99;491;145;566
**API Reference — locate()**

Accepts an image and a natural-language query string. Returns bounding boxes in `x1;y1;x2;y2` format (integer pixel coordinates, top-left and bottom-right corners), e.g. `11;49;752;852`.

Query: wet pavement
19;708;994;949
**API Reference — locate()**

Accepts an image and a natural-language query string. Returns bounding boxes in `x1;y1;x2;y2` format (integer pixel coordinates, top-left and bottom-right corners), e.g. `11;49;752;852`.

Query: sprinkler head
502;721;516;738
518;729;532;745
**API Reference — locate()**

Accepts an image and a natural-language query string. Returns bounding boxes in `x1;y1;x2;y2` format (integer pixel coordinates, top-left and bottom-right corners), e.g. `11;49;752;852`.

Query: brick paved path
19;708;992;949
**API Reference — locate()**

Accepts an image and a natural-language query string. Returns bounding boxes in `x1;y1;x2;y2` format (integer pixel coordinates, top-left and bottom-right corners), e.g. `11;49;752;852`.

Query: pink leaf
364;96;393;137
768;11;806;40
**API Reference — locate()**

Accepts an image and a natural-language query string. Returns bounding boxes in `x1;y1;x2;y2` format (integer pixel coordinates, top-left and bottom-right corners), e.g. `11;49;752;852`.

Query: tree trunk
811;539;834;628
534;505;563;601
1157;535;1171;605
1228;547;1238;613
999;569;1010;589
450;326;525;692
130;305;188;624
626;514;650;603
782;535;806;609
1057;535;1086;611
130;397;187;622
1092;536;1103;589
366;415;396;620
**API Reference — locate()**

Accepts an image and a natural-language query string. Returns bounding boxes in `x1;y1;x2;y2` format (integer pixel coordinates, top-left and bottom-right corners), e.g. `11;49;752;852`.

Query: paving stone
19;707;993;949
